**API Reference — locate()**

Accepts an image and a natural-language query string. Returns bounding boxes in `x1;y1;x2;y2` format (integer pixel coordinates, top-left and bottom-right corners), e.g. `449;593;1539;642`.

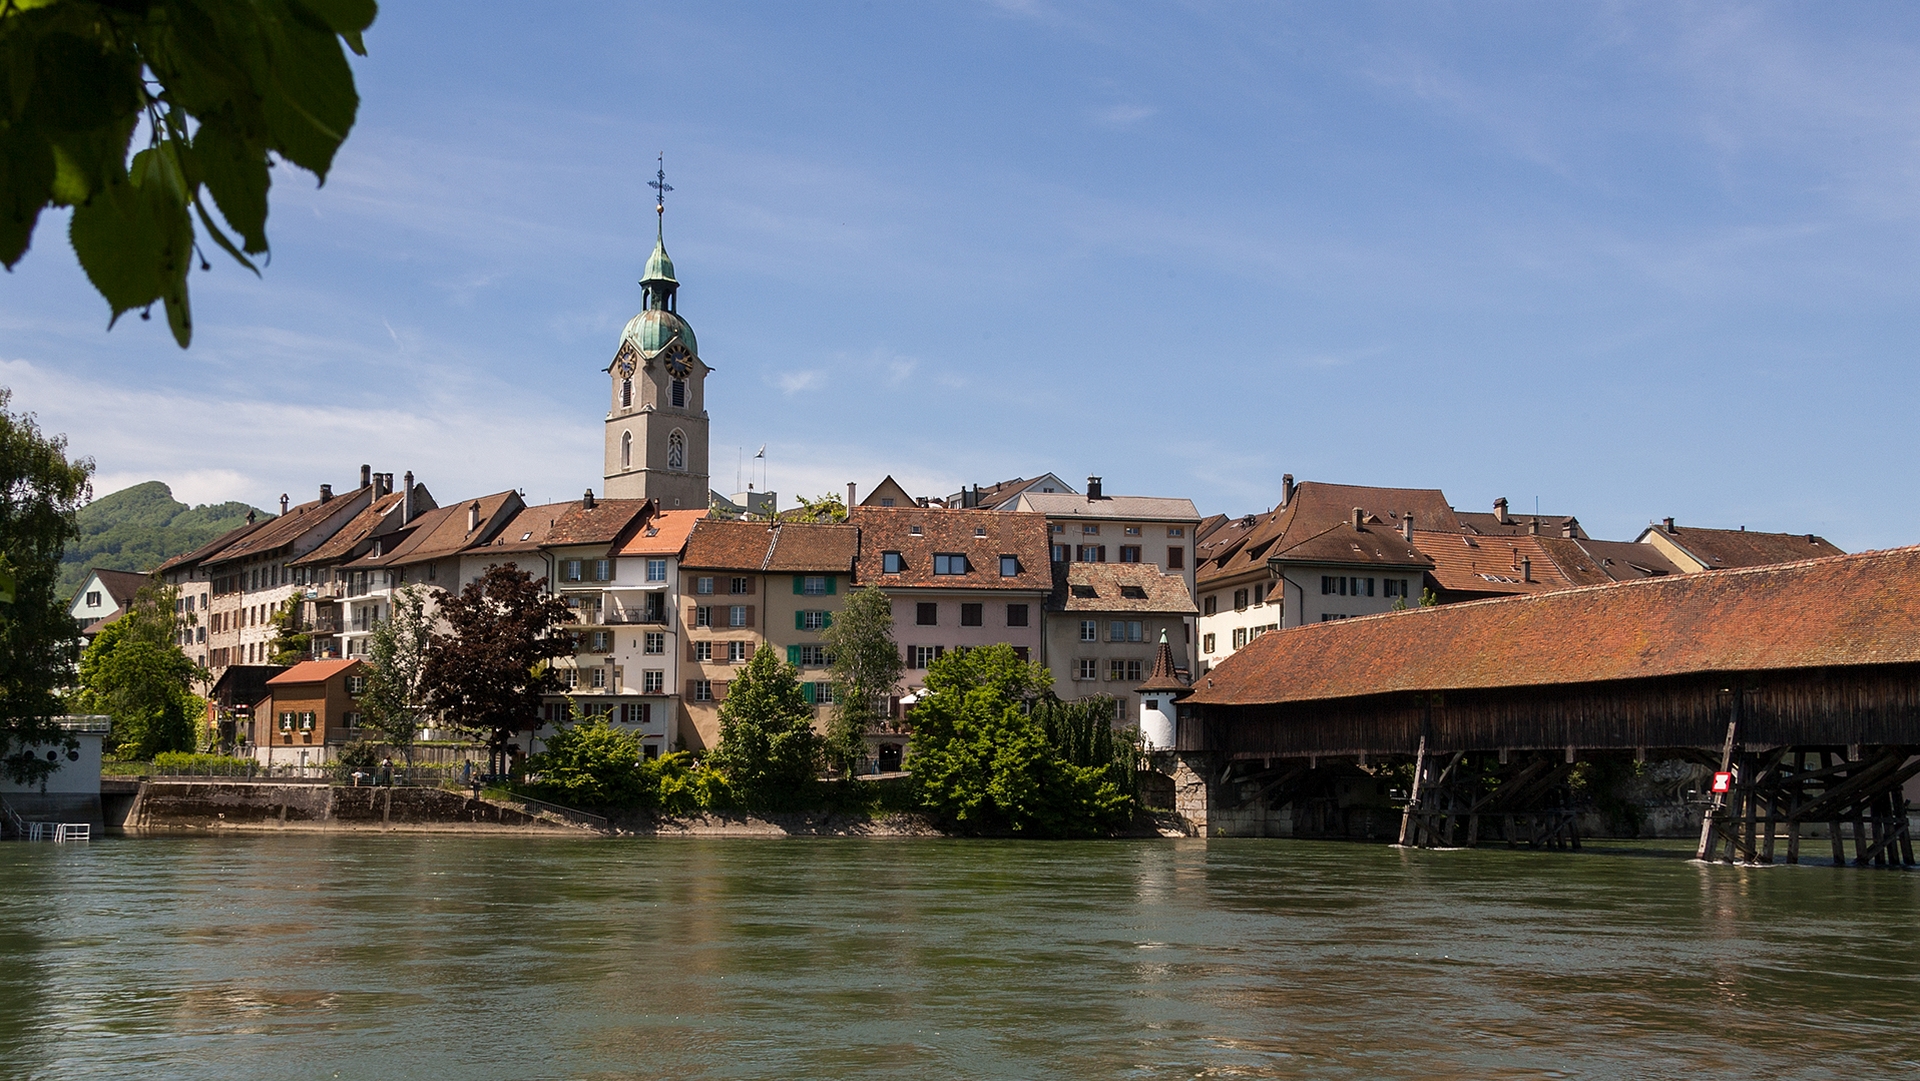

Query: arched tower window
621;431;632;469
621;378;632;408
671;379;686;409
667;430;686;471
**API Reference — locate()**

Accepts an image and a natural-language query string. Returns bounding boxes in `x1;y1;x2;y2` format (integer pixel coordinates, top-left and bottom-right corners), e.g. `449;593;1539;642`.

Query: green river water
2;835;1917;1080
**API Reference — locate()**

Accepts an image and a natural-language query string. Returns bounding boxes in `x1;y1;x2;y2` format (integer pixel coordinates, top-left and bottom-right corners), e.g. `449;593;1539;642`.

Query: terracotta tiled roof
483;501;572;555
1456;510;1587;539
374;491;525;564
765;522;860;572
1411;530;1573;596
266;659;365;686
543;498;653;548
1136;635;1191;694
1196;481;1456;588
1048;562;1198;614
156;518;273;574
1188;547;1920;707
617;509;707;556
83;568;151;607
682;519;780;570
203;485;373;567
1012;492;1199;521
1540;537;1685;584
848;507;1052;591
1643;523;1844;570
291;492;407;566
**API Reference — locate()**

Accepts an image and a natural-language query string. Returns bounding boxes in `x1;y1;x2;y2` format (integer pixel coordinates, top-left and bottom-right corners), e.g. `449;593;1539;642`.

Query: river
2;835;1917;1079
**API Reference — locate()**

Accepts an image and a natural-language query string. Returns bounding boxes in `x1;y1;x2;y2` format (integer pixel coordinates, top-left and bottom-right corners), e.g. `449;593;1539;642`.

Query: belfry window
621;431;632;469
671;379;686;408
667;430;685;471
621;378;632;408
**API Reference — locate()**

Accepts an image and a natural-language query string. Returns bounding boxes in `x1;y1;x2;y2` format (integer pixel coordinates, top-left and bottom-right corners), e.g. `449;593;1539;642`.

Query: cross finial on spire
648;153;673;234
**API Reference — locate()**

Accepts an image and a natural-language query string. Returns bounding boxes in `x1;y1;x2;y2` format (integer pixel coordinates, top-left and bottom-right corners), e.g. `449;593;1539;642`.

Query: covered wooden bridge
1180;546;1920;866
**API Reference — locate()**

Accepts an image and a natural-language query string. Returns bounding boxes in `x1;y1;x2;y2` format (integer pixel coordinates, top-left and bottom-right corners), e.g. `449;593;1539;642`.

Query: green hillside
57;482;269;600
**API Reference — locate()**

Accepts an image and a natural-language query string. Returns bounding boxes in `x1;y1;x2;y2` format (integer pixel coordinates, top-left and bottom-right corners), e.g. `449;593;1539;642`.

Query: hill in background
58;482;269;601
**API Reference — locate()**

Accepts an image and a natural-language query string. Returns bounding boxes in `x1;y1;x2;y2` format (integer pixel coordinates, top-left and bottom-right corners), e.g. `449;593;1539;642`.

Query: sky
4;2;1919;549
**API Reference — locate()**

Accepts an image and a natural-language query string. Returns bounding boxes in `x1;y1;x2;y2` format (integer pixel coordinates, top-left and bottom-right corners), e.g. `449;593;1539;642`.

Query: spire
1136;628;1191;694
640;154;678;307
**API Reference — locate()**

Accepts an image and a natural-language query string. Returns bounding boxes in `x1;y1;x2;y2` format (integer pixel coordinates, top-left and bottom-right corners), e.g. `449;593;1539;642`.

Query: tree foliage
356;584;427;767
707;643;821;811
419;563;571;773
820;584;901;771
779;493;848;523
0;387;92;783
521;708;730;814
264;595;307;665
73;579;204;759
56;480;261;600
908;645;1135;838
0;0;378;346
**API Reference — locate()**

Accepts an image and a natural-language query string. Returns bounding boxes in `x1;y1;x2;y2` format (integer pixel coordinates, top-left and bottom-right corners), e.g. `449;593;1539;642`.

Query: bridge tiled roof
1188;546;1920;707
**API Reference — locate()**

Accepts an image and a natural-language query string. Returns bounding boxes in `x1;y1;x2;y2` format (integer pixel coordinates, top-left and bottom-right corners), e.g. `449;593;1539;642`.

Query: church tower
603;163;710;508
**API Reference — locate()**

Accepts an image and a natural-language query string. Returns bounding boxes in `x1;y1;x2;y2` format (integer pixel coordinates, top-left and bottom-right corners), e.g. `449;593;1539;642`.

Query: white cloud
1093;103;1157;128
776;369;826;394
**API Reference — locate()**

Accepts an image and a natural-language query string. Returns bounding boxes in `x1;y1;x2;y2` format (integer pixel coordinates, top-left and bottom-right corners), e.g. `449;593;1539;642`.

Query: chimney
847;482;857;509
467;501;481;533
583;488;596;510
279;493;289;515
1562;517;1578;539
1402;513;1414;542
1664;516;1677;534
1087;476;1103;501
247;509;257;524
1281;474;1295;507
320;483;333;503
1522;556;1533;582
360;464;371;489
402;471;415;524
1493;497;1509;524
1352;507;1364;531
1528;518;1540;536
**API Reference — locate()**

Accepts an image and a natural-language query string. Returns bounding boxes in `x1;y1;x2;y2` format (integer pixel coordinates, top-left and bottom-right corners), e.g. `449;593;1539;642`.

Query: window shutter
685;637;696;661
795;610;805;631
788;645;801;665
793;575;804;594
802;682;816;705
685;605;697;629
715;680;729;702
823;612;833;629
745;605;755;628
746;576;756;595
1098;546;1107;562
826;575;837;594
685;679;697;700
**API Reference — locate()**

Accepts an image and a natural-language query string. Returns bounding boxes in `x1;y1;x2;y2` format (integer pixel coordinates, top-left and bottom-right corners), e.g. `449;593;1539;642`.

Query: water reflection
1;836;1917;1079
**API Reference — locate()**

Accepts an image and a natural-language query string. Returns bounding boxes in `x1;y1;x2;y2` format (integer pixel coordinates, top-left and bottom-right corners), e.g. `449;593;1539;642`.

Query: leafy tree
73;580;205;759
356;584;428;772
707;643;821;811
820;584;901;772
420;563;571;778
909;645;1134;838
779;493;848;523
265;596;308;665
1;388;92;783
523;713;648;810
0;0;378;346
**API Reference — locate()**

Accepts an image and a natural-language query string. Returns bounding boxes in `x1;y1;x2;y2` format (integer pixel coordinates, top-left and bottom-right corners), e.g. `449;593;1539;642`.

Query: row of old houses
82;459;1841;772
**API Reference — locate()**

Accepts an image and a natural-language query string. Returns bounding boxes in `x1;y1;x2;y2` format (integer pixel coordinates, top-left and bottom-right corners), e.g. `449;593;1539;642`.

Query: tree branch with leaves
820;585;901;774
358;583;428;776
0;0;378;346
420;564;572;778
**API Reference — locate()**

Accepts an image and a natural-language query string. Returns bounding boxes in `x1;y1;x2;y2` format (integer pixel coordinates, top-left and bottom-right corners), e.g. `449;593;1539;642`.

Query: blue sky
4;2;1918;548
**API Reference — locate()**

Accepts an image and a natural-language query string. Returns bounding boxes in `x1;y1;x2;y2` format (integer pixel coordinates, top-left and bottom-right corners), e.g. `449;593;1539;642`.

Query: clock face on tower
617;358;635;378
664;348;690;379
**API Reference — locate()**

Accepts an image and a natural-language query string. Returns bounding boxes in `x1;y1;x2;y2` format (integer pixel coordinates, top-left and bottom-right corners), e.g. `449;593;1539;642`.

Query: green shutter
802;682;817;704
823;612;833;629
795;610;805;630
793;575;804;594
787;645;801;665
825;575;837;594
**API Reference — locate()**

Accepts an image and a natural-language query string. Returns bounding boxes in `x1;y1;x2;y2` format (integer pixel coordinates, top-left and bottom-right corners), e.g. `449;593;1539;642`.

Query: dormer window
882;551;904;574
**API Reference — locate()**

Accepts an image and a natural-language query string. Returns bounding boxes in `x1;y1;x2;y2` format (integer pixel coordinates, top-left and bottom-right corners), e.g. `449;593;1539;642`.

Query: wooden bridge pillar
1698;744;1918;867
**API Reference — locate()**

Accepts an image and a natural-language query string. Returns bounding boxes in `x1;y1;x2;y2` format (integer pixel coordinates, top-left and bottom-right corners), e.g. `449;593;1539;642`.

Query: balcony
309;615;341;634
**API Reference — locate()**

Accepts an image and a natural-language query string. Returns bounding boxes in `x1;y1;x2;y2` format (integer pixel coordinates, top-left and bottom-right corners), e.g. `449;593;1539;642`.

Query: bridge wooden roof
1188;546;1920;707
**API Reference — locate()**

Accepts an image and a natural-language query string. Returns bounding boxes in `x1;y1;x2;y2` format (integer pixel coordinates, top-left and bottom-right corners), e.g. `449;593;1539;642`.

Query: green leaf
48;113;137;205
193;197;259;275
189;119;269;253
0;124;55;267
291;0;379;55
70;177;166;317
260;15;359;179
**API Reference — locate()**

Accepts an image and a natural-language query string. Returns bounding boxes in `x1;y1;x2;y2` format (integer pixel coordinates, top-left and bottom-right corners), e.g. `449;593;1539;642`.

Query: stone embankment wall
120;781;570;834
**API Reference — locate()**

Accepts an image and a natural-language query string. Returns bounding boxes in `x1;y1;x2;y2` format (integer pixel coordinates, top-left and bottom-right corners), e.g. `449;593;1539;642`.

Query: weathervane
648;153;673;222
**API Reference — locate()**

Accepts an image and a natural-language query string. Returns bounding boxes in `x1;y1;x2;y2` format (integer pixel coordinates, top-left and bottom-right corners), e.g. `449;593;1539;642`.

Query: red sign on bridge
1711;771;1733;794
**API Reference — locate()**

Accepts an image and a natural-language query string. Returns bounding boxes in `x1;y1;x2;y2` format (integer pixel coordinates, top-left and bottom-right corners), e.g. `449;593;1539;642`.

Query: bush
518;720;732;814
151;751;256;776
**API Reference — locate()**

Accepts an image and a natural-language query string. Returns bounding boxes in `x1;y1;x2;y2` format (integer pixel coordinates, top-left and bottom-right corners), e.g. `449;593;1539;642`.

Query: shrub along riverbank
516;644;1141;838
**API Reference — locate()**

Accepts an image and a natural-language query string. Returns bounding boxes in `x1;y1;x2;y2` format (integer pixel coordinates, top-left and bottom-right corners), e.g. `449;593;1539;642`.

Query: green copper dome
622;308;696;356
641;237;676;284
